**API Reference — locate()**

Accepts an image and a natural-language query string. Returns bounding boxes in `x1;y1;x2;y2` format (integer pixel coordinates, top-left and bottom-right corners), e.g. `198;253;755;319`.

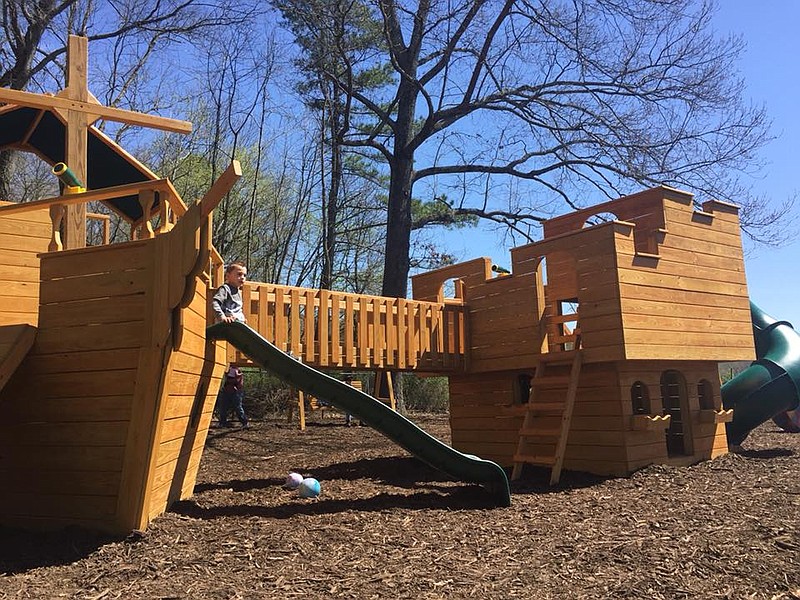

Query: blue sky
443;1;800;329
715;1;800;328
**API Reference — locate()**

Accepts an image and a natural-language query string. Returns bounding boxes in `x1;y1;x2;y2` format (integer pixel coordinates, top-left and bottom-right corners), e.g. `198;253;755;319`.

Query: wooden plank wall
539;187;753;363
148;278;225;520
616;199;753;361
0;234;226;532
234;282;467;373
459;270;544;373
543;186;670;254
411;257;493;302
412;254;550;373
450;359;726;476
450;365;623;471
0;201;51;326
510;222;629;364
617;361;728;470
448;371;522;465
449;364;630;474
0;241;149;530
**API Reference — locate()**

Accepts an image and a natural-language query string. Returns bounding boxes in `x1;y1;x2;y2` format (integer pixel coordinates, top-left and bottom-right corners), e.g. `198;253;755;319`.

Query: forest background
2;0;796;412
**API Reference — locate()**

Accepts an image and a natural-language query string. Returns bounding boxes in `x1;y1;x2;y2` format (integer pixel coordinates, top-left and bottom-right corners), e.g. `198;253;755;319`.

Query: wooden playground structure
0;36;757;534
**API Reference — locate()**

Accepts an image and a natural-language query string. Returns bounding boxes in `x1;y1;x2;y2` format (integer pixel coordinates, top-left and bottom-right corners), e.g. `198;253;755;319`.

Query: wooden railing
0;178;186;251
231;282;468;372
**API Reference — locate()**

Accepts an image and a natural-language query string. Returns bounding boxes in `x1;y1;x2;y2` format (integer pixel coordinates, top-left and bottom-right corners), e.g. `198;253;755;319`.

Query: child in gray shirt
212;262;248;323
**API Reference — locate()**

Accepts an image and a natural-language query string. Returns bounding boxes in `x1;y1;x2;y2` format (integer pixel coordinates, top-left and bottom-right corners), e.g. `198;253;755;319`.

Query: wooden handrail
230;281;468;372
0;178;176;217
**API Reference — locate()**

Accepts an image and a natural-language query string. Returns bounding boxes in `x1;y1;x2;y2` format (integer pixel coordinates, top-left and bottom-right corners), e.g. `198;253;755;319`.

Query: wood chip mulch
1;413;800;599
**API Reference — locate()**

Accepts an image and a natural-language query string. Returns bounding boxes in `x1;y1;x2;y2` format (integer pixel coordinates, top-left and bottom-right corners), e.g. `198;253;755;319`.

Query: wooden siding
0;201;50;326
0;241;147;529
617;361;729;468
450;359;727;477
148;279;225;520
536;187;753;362
615;197;753;362
0;217;224;532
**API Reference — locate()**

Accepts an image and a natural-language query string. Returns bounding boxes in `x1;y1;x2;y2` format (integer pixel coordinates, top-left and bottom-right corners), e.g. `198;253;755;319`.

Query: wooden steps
530;375;571;387
511;348;583;484
518;427;561;438
0;324;36;393
513;453;556;466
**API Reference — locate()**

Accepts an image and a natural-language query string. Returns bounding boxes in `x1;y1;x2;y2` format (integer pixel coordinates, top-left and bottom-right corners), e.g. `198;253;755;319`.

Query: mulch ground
1;412;800;599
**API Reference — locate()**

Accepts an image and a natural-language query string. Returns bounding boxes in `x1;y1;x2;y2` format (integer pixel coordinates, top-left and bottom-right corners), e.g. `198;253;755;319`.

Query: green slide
207;321;512;507
722;302;800;446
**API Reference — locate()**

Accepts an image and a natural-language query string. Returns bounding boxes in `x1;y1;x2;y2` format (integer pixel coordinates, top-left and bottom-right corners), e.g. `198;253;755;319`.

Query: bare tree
276;0;780;298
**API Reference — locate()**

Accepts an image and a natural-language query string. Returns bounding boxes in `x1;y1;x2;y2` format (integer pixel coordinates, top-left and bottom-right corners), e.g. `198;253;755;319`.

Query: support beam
63;36;89;250
0;86;192;134
0;179;176;216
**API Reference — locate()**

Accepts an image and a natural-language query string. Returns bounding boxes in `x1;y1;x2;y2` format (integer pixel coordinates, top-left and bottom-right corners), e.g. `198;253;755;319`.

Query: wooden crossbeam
0;87;192;134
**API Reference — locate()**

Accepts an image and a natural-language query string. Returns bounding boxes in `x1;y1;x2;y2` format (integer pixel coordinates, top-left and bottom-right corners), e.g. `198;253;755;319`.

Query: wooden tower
412;186;754;480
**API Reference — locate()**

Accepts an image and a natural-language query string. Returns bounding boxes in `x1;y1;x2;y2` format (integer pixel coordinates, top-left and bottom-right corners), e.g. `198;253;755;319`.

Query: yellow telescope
52;162;85;193
492;264;511;275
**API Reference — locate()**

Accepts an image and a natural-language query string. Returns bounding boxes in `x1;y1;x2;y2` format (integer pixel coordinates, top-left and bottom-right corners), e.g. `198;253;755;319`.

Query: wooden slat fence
231;282;468;373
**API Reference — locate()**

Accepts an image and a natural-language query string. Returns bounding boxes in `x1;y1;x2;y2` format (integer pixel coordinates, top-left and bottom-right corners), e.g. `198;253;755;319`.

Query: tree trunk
320;98;342;291
381;155;414;298
0;151;16;200
381;72;418;299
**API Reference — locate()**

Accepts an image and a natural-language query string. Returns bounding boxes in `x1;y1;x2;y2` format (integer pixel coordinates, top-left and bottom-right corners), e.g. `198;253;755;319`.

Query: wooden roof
0;104;164;222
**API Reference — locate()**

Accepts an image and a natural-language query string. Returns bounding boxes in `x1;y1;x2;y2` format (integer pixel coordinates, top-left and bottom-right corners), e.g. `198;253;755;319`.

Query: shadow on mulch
0;526;122;575
171;485;500;523
509;464;612;495
733;447;794;459
196;456;479;494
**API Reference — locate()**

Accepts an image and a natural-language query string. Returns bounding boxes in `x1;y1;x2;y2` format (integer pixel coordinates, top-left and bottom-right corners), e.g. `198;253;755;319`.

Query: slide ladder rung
527;401;565;414
513;453;556;466
519;427;561;438
530;375;571;387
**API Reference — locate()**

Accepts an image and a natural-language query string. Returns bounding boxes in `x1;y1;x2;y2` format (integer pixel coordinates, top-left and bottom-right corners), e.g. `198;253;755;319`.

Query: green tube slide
722;302;800;446
207;321;512;507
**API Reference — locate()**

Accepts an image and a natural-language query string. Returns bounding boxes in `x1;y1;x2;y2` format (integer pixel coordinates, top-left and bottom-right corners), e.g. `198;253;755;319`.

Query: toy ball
285;472;304;490
298;477;321;498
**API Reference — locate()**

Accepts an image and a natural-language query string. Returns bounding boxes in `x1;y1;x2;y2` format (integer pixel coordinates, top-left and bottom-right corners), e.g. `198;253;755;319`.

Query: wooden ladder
511;348;583;485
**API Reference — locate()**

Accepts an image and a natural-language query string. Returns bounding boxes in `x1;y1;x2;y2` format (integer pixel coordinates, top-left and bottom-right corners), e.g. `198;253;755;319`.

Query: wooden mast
63;35;89;249
0;34;192;249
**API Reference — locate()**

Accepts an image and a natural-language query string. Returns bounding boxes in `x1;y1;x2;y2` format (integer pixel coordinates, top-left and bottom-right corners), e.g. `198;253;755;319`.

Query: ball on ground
298;477;321;498
285;472;304;490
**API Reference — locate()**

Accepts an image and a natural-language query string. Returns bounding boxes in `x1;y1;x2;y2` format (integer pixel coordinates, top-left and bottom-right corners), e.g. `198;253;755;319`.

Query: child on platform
212;262;247;323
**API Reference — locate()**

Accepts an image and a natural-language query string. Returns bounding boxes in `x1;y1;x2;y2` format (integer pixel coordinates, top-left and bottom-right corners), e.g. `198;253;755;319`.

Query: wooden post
48;204;65;251
138;189;156;239
63;35;88;249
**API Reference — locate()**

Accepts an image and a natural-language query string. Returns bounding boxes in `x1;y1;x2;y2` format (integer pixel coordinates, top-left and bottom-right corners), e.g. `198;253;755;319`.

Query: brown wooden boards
0;324;36;392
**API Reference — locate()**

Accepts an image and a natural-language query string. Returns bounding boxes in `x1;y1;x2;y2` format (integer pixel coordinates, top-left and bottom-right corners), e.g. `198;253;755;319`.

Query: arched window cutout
538;255;548;286
661;370;693;457
583;211;619;228
630;381;651;414
697;379;715;410
440;277;464;301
